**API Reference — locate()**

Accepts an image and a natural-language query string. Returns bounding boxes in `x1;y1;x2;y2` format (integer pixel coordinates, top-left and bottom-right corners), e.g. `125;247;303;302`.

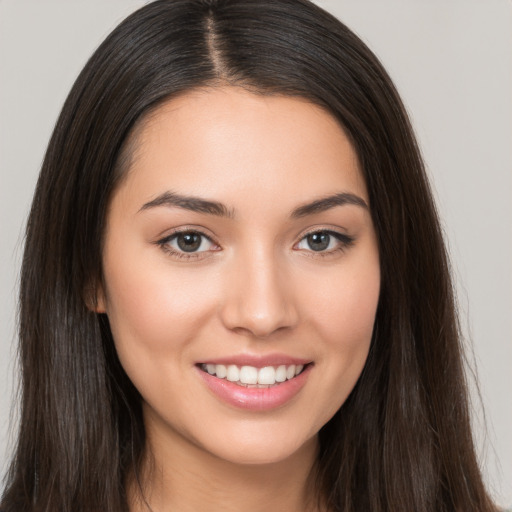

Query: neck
128;422;323;512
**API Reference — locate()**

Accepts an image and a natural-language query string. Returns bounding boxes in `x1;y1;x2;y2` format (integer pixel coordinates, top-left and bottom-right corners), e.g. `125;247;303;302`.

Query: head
6;1;491;511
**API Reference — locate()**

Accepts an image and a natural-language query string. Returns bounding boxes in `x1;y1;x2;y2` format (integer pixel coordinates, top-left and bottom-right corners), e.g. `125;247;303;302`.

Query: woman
0;0;500;511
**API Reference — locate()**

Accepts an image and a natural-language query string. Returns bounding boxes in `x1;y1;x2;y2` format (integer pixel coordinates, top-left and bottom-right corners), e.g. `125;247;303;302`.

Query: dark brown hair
1;1;496;511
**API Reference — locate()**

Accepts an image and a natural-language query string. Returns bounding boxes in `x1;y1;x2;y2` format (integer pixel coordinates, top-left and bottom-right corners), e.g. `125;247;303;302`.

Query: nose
219;248;299;338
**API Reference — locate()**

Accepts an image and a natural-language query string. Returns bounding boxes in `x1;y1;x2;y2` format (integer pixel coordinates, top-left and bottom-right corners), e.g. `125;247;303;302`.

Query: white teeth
239;366;258;384
216;364;227;379
286;365;296;380
257;366;276;385
226;365;239;382
275;365;287;382
201;363;306;385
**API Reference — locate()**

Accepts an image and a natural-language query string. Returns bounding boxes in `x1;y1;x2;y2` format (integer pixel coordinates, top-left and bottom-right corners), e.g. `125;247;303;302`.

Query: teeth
275;365;287;382
226;365;239;382
239;366;258;384
216;364;227;379
257;366;276;385
201;363;306;386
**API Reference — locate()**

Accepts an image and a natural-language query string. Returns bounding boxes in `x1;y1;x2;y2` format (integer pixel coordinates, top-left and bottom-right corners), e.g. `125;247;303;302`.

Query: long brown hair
1;1;496;511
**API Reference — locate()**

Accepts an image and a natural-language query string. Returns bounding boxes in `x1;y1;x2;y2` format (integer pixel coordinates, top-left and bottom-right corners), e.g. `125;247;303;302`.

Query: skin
97;86;381;512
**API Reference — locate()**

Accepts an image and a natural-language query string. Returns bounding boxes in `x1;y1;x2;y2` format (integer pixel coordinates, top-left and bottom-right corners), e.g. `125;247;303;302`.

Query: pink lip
196;363;312;411
198;353;311;368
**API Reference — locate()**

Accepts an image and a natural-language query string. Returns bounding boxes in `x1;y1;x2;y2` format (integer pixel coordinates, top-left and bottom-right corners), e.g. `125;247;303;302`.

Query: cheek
329;277;379;350
102;252;217;366
301;254;380;409
306;256;380;350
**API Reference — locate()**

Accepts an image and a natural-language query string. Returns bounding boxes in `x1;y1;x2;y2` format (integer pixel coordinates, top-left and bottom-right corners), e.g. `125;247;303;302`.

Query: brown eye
176;232;202;252
306;232;331;251
296;230;355;255
158;230;217;256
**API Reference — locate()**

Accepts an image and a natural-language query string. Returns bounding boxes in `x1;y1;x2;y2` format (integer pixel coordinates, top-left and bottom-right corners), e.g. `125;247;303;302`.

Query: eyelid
293;227;355;256
296;225;352;243
155;226;221;260
154;224;217;242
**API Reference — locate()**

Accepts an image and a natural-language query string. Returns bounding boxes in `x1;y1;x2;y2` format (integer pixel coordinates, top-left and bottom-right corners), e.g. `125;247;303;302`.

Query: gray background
1;0;510;506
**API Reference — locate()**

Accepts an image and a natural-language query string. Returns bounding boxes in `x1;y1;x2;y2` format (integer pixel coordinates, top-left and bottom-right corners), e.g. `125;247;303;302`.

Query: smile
200;363;306;387
196;360;312;410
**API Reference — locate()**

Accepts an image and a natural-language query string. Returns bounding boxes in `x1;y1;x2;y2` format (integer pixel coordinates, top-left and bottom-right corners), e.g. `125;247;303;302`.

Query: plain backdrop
0;0;510;507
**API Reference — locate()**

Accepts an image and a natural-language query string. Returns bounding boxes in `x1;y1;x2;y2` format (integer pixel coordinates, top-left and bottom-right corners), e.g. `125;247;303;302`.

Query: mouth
198;363;309;388
196;359;313;410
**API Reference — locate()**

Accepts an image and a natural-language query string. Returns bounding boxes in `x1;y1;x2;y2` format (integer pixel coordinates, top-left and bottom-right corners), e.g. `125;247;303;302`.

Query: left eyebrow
290;192;368;218
139;191;235;218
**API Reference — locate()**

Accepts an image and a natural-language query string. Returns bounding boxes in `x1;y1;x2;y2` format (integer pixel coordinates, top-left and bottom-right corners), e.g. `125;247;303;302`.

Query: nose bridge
220;242;298;337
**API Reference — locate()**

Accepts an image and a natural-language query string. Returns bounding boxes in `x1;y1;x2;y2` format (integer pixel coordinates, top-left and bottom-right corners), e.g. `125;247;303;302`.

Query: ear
84;279;107;314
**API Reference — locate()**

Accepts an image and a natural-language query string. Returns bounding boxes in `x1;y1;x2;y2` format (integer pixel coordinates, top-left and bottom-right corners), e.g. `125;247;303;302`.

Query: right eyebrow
290;192;368;218
139;191;235;218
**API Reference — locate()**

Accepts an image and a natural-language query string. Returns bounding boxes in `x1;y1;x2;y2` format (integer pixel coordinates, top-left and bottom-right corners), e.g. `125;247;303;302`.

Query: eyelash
155;228;355;261
297;229;355;258
155;229;219;261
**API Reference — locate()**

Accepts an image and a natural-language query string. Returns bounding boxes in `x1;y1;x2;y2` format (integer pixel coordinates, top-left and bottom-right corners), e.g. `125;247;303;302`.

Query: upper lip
197;353;312;368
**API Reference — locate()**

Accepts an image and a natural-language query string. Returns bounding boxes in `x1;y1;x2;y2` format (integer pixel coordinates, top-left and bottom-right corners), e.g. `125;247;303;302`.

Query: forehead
116;86;367;214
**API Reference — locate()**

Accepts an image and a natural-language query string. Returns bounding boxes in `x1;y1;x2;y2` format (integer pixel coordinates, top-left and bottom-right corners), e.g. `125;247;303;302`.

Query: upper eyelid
154;230;218;260
157;226;217;243
300;227;348;237
294;230;355;260
156;230;218;260
164;231;215;244
296;226;353;242
295;229;354;248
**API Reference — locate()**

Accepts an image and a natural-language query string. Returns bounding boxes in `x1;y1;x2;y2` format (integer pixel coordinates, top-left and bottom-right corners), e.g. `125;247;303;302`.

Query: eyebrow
290;192;368;218
140;191;235;218
139;191;368;218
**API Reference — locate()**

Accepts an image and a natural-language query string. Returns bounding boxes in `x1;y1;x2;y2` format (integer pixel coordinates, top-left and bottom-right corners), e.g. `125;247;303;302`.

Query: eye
295;230;354;254
157;230;219;258
172;232;210;252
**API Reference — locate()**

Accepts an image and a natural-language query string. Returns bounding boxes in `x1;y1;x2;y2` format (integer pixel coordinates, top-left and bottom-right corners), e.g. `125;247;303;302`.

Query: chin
196;427;319;467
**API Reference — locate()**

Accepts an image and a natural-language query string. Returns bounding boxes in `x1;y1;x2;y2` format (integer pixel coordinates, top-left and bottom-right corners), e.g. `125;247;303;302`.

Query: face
98;87;380;466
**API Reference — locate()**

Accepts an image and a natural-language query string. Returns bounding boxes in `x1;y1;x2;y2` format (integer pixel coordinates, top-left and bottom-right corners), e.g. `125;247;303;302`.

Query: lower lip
196;365;312;411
